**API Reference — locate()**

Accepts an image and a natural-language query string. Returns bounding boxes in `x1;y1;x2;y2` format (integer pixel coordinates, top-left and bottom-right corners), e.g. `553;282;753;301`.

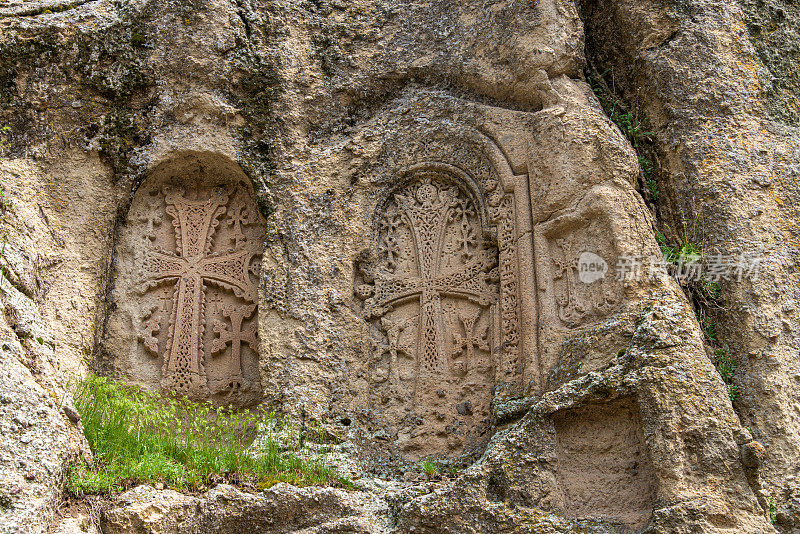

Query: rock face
0;0;795;533
580;0;800;529
100;484;390;534
0;271;89;534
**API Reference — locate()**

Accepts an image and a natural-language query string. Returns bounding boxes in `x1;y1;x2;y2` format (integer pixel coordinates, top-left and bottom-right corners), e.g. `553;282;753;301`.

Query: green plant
67;374;351;496
658;213;704;265
711;347;740;402
714;348;738;382
701;278;722;301
130;33;147;48
588;69;652;148
639;156;654;179
696;309;718;343
769;496;777;523
420;460;437;477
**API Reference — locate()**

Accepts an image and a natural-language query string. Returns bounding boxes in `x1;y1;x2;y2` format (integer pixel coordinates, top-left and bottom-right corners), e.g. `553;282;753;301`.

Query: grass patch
419;460;437;477
655;211;704;265
67;374;352;496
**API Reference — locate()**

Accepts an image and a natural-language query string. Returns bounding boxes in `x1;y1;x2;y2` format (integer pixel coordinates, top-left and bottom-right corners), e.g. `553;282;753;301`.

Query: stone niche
101;153;265;407
534;186;628;388
355;155;528;460
553;398;657;529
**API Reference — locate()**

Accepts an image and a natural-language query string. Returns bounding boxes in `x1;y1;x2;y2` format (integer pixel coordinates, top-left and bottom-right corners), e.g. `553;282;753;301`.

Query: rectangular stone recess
553;397;656;529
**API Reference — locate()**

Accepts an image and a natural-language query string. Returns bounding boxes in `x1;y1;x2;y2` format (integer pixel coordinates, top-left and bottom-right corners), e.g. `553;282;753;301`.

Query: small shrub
714;348;738;382
420;460;437;476
67;374;351;496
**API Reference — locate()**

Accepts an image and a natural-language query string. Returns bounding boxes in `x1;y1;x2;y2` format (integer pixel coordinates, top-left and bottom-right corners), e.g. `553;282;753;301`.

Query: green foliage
654;212;743;404
769;496;778;524
714;347;738;382
701;278;722;300
657;212;704;265
697;309;718;344
67;374;351;496
639;156;659;202
603;101;651;148
712;347;740;403
589;69;660;206
588;68;652;148
639;155;654;179
419;460;438;476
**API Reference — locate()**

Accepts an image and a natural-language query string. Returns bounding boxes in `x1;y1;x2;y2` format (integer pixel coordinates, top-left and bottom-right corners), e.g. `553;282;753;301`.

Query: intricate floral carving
357;168;503;458
137;183;262;401
483;178;521;383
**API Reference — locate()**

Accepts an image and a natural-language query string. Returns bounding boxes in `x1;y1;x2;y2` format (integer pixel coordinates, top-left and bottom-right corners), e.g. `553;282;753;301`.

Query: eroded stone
553;398;656;529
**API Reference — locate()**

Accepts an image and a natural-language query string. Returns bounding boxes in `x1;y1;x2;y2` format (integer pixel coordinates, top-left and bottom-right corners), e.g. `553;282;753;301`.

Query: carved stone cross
364;181;496;376
139;186;258;398
451;308;490;375
211;303;257;389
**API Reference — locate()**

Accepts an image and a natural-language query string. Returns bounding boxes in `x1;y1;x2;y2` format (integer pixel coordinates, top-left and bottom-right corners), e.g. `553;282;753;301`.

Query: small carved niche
553;398;657;529
355;166;500;459
103;154;265;407
536;214;622;330
533;188;626;386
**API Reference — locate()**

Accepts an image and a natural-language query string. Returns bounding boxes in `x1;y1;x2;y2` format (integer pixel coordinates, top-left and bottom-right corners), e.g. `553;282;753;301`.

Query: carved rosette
135;180;264;405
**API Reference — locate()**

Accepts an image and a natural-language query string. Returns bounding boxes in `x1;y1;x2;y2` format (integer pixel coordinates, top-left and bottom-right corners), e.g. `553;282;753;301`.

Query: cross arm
199;250;258;302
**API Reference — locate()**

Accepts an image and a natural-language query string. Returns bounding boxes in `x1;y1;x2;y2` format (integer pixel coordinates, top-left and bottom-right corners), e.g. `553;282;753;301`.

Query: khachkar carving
357;171;501;457
534;203;623;331
550;238;620;327
137;183;263;404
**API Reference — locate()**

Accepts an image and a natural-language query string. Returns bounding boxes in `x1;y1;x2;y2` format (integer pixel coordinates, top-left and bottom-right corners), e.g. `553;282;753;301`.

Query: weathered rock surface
0;280;89;534
101;483;390;534
0;0;795;532
580;0;800;529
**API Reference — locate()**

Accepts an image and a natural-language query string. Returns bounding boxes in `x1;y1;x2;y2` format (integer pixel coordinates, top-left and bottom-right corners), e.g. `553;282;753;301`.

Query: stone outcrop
99;483;389;534
0;0;795;532
580;0;800;529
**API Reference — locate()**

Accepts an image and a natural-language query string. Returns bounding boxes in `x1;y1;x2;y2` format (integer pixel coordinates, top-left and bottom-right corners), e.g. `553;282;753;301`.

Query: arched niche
355;160;514;459
101;152;265;407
